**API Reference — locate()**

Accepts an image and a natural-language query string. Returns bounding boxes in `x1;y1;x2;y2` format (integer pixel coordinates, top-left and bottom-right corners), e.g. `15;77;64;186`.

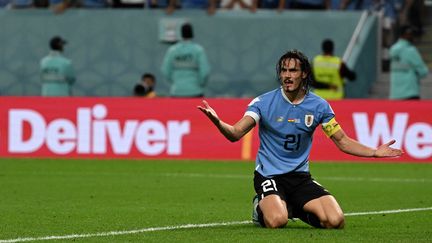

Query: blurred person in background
340;0;398;71
219;0;256;12
161;23;211;98
198;49;402;229
312;39;356;100
111;0;168;8
51;0;108;13
389;25;429;100
290;0;330;10
40;36;76;96
166;0;217;15
216;0;287;12
256;0;287;12
133;73;157;98
398;0;426;38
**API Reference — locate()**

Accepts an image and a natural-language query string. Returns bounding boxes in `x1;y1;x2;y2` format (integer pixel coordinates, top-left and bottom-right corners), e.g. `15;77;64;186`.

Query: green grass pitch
0;158;431;242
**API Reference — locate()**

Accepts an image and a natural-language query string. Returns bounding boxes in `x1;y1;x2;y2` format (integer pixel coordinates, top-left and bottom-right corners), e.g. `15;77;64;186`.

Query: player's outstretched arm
197;100;255;142
374;139;404;158
330;129;403;158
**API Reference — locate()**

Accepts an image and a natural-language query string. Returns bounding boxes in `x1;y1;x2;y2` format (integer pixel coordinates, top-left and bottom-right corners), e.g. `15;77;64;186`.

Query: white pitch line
1;207;431;243
161;173;432;183
318;176;432;183
344;207;432;216
0;221;251;243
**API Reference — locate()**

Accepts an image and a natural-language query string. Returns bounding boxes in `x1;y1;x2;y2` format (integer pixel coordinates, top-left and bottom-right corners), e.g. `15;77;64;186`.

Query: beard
281;78;302;93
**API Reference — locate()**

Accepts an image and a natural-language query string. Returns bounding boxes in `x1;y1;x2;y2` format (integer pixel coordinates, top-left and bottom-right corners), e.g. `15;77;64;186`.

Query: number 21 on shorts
261;179;278;192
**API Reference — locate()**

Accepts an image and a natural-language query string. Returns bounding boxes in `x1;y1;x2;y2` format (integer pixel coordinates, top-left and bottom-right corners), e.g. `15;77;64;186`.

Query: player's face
279;58;307;94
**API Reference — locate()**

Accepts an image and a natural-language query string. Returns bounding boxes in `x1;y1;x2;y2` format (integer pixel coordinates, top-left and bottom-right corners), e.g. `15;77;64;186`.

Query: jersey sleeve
244;97;261;123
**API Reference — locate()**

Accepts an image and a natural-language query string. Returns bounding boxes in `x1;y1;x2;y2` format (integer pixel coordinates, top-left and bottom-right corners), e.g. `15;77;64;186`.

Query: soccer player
197;50;403;229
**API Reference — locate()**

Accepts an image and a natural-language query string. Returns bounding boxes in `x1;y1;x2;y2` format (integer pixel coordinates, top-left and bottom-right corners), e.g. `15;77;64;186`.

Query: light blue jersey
246;88;335;177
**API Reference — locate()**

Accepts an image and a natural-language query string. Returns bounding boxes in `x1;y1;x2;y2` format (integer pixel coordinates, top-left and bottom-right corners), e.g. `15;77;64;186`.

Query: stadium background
0;4;431;242
0;7;429;162
0;9;378;98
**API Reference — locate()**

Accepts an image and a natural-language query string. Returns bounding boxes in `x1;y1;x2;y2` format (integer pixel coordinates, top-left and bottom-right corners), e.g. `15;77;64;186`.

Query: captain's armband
322;118;341;138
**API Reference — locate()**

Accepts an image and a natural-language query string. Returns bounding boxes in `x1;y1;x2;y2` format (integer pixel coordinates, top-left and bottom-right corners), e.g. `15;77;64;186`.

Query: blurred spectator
133;73;157;98
312;38;356;100
398;0;426;38
9;0;33;8
34;0;49;6
0;0;11;7
219;0;256;12
340;0;398;24
290;0;330;10
51;0;108;13
40;36;76;96
256;0;287;12
11;0;49;7
389;25;429;100
80;0;108;7
3;0;47;6
111;0;144;8
150;0;169;8
341;0;398;71
166;0;217;15
51;0;71;12
161;23;211;97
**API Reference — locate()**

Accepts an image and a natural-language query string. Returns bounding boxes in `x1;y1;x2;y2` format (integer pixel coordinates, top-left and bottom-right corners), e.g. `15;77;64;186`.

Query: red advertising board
0;97;431;162
311;100;432;162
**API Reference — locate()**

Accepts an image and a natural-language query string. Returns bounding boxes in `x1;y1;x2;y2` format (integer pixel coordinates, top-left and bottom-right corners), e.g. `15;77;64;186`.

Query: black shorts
254;171;331;211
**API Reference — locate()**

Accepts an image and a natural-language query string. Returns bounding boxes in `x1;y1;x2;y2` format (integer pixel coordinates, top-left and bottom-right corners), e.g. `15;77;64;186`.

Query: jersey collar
280;87;306;105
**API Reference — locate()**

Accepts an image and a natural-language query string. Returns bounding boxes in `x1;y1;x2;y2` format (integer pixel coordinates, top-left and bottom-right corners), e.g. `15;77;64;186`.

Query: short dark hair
276;49;312;92
141;73;155;82
133;84;146;96
181;23;194;39
400;25;414;36
50;36;67;51
322;39;334;53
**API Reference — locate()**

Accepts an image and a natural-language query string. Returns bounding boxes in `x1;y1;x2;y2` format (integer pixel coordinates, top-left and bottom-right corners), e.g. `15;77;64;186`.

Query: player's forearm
215;120;243;142
337;137;376;158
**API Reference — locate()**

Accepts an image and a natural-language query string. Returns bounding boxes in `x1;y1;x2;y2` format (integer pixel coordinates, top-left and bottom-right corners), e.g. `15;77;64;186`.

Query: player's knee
264;214;288;228
323;213;345;229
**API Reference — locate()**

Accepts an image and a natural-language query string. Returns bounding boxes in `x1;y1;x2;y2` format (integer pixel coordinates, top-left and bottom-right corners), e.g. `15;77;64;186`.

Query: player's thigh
259;194;288;219
254;172;288;220
289;177;344;225
303;195;344;226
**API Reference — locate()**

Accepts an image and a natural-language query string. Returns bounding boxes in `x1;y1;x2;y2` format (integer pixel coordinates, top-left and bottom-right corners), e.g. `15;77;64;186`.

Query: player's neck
284;89;306;104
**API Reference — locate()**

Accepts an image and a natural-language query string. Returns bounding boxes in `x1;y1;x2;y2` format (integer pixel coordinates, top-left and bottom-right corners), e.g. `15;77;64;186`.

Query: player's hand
374;139;404;158
197;100;220;125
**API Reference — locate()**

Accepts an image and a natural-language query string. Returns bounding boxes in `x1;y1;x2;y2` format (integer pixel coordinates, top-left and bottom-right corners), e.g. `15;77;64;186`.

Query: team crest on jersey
304;114;314;127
